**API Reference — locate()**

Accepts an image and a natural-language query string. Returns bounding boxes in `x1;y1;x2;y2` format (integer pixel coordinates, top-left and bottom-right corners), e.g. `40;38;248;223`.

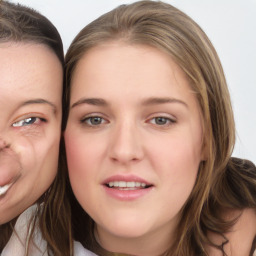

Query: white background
11;0;256;163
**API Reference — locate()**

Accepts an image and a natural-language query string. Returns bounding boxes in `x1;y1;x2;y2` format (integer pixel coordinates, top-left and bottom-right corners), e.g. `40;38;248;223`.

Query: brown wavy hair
64;1;256;255
0;1;72;255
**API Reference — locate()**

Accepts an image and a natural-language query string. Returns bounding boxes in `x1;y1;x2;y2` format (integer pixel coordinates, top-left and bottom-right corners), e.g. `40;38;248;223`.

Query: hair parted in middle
64;1;256;255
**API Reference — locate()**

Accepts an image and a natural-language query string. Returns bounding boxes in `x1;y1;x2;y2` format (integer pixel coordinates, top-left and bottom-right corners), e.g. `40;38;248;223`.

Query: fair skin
0;43;62;224
65;42;205;256
206;208;256;256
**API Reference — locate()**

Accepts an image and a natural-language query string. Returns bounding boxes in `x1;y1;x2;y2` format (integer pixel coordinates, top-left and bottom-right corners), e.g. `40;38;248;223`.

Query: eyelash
12;117;47;127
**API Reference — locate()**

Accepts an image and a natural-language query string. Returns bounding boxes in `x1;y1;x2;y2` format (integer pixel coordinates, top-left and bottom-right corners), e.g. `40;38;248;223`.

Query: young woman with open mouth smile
64;1;256;255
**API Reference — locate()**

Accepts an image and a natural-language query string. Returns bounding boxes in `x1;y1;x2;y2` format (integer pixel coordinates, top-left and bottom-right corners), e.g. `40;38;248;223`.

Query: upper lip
0;177;17;196
0;183;13;196
102;174;152;186
0;176;14;187
0;174;20;188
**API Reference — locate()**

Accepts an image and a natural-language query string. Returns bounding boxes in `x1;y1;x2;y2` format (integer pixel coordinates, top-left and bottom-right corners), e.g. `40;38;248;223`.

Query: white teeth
127;181;135;187
107;181;147;189
0;184;12;196
119;181;126;188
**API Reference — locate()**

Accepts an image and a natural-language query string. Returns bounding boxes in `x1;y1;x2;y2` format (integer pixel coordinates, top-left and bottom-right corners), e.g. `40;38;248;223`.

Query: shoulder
1;205;47;256
74;241;98;256
227;208;256;255
207;208;256;256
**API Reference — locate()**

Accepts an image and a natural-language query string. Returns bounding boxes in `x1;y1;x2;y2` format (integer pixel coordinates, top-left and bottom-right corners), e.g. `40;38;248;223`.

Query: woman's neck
95;224;174;256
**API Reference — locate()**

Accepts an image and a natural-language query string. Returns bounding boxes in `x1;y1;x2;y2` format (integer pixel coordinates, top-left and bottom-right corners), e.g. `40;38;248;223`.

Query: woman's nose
108;121;144;164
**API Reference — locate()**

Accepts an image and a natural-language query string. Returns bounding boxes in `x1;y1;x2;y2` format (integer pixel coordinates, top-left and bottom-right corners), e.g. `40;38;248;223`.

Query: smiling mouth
105;181;152;190
0;183;12;196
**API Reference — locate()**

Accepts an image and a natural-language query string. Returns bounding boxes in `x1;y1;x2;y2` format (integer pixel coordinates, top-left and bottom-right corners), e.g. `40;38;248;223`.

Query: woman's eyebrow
70;97;188;109
19;99;57;114
142;97;188;108
71;98;107;109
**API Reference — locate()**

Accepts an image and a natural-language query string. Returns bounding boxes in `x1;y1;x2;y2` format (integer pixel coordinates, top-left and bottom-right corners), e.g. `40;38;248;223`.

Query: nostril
0;139;11;151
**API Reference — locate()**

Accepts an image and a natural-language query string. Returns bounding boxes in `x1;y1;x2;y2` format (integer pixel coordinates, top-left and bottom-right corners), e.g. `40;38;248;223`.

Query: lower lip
103;186;153;201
